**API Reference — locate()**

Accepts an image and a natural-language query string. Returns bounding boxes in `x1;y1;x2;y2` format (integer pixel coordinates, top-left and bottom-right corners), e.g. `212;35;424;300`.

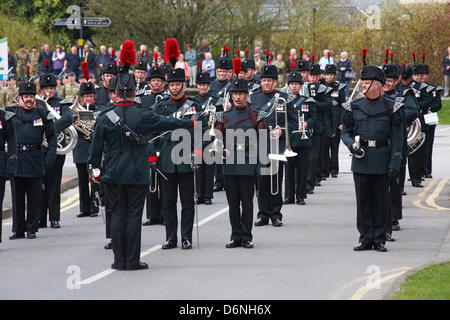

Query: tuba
407;118;425;155
71;98;97;136
36;94;78;155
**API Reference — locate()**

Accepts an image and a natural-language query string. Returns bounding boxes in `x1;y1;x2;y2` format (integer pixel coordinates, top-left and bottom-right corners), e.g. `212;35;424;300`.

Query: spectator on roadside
303;51;312;67
198;40;211;61
38;44;53;74
152;46;160;66
254;46;261;58
84;44;97;76
175;54;190;87
319;49;334;70
7;47;15;77
288;48;297;72
202;52;215;80
337;51;352;98
442;46;450;97
254;53;266;73
64;46;81;79
268;53;275;65
96;45;112;76
137;44;150;69
273;53;287;88
52;44;66;77
185;44;197;88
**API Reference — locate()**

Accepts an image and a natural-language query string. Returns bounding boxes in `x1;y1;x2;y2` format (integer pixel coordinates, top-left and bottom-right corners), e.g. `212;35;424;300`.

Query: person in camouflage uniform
62;72;80;100
14;45;30;80
29;46;40;78
4;78;19;107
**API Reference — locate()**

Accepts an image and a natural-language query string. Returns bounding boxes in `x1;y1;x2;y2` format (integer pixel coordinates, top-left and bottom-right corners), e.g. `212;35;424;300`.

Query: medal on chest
33;118;43;126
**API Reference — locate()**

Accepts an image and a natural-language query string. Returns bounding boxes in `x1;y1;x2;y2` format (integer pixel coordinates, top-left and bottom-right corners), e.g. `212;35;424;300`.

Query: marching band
0;39;443;269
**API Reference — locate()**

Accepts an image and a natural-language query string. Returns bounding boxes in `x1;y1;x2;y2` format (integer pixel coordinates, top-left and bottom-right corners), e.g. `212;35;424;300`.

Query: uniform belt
360;139;390;148
17;144;41;151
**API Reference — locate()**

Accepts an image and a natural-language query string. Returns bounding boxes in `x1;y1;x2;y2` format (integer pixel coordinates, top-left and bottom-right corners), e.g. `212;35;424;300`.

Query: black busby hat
80;82;96;96
116;67;136;94
413;64;427;75
324;64;337;74
167;68;185;83
295;60;309;72
287;72;303;84
423;64;429;74
382;64;399;79
230;78;249;93
225;57;233;70
401;63;413;80
245;59;256;70
39;73;57;88
108;77;117;92
261;65;278;79
217;57;228;70
148;66;165;80
240;61;248;73
18;81;37;96
135;60;147;71
102;63;117;75
361;66;386;84
309;64;322;75
196;72;211;84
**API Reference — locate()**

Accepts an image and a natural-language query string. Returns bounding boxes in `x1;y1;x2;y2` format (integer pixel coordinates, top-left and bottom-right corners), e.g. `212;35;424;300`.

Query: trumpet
37;93;78;155
208;103;216;137
292;111;309;140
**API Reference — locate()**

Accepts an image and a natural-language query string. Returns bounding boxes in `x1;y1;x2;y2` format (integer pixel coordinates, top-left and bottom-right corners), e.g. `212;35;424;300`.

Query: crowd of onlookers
5;40;450;98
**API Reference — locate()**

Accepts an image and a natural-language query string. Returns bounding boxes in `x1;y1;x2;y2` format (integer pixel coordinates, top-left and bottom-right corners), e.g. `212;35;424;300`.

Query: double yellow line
413;178;449;211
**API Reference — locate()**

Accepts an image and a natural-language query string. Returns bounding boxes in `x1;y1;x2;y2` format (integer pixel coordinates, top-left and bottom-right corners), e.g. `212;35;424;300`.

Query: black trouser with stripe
408;144;425;184
13;177;42;235
224;175;255;242
105;183;147;269
0;176;5;242
145;171;161;221
285;147;310;202
196;163;215;201
159;172;194;243
75;163;99;215
40;154;65;223
257;163;283;222
353;173;389;245
330;130;341;175
386;175;402;235
306;134;321;191
424;125;436;175
319;134;331;178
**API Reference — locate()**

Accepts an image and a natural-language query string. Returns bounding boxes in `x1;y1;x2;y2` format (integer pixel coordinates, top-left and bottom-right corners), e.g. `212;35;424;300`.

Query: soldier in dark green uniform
0;102;17;244
89;49;196;270
284;72;317;205
323;64;346;178
341;66;403;252
214;78;266;248
96;63;117;107
39;73;75;229
192;72;224;205
152;68;201;250
73;82;102;218
251;65;285;227
7;82;57;239
383;63;419;238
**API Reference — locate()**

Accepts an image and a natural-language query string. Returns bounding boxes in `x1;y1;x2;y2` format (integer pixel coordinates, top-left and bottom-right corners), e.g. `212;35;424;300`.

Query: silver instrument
353;135;365;159
71;98;96;136
207;99;216;137
37;93;78;155
407;118;425;155
292;111;309;140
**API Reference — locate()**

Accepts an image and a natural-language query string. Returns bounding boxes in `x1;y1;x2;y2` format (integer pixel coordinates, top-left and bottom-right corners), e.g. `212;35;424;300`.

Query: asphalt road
1;126;449;300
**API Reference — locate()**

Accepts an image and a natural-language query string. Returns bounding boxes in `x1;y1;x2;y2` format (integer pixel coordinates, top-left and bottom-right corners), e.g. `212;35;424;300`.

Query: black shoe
90;212;98;217
9;233;25;240
111;263;126;271
392;220;400;231
213;186;223;192
425;174;432;179
162;239;177;249
77;212;90;218
315;181;322;186
321;176;327;181
143;219;159;226
307;190;314;194
159;217;165;225
182;239;192;249
283;199;294;204
272;218;282;227
331;172;338;178
242;240;254;248
127;262;149;270
104;241;112;250
254;218;269;226
353;242;372;251
50;221;60;229
226;240;241;248
412;181;423;188
38;222;47;228
204;198;212;205
373;243;387;252
402;191;407;196
385;233;395;242
196;198;205;204
297;199;306;205
27;233;36;239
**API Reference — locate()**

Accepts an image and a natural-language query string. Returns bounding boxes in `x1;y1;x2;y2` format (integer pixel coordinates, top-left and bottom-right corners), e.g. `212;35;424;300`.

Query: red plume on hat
402;62;406;70
237;50;240;57
422;52;426;63
141;50;145;56
412;52;416;64
390;52;394;63
199;60;202;69
311;54;315;63
233;58;241;76
111;49;116;56
327;51;330;64
154;53;159;66
45;59;49;67
120;40;137;68
245;50;248;58
362;48;367;66
114;60;117;68
299;48;303;61
81;62;90;81
164;38;180;67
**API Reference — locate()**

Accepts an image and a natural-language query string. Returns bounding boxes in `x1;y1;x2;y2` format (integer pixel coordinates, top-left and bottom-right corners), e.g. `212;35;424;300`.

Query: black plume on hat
135;60;147;71
361;66;386;84
382;64;398;79
217;57;228;70
309;64;322;75
80;82;96;96
19;81;37;96
196;72;211;84
295;60;309;72
102;63;117;75
116;66;136;94
40;73;57;88
288;72;303;84
148;66;165;80
261;65;278;79
167;68;186;83
230;78;249;93
324;64;337;74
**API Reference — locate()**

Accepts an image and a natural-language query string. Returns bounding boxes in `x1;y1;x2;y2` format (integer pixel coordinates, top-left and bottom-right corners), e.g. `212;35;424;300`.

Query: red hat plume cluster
81;62;90;81
233;58;241;75
120;40;137;67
